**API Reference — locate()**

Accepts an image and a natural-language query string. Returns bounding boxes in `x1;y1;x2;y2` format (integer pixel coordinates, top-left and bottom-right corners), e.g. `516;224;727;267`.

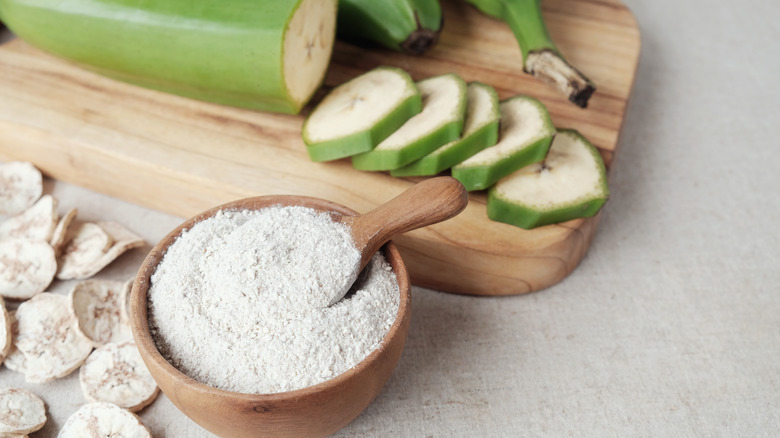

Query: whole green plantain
0;0;338;114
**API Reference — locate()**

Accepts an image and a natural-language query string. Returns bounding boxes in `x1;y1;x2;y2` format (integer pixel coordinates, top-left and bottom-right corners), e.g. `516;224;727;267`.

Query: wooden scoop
329;176;469;305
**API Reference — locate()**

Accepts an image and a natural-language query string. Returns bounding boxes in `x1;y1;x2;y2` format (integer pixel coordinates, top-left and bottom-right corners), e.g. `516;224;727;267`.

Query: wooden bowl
130;195;412;438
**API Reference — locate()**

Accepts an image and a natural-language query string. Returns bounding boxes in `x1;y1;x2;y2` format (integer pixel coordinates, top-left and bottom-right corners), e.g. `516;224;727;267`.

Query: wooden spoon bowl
130;195;411;438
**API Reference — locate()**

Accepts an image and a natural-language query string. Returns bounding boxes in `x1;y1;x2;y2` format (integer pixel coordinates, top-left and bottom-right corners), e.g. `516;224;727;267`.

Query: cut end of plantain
487;129;609;229
284;0;338;108
452;95;555;191
303;66;422;161
0;0;337;114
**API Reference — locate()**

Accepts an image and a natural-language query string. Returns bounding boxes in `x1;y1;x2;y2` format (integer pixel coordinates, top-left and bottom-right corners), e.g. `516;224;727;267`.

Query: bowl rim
130;194;411;402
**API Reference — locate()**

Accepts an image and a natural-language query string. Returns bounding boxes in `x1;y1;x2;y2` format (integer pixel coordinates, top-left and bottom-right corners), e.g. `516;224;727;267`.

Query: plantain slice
0;239;57;301
11;293;93;383
50;207;78;254
57;221;145;280
352;73;467;171
0;297;10;365
0;194;58;242
59;402;151;438
303;66;422;162
80;342;159;412
0;388;47;436
487;129;609;229
0;161;42;216
452;95;556;191
392;81;500;177
3;311;26;374
70;279;133;347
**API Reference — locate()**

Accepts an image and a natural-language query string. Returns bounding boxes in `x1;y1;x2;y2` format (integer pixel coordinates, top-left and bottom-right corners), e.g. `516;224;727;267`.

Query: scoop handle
349;177;469;269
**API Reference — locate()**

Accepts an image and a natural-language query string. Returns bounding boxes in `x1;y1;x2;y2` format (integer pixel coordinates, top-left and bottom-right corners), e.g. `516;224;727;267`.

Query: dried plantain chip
12;293;94;383
57;221;145;280
2;311;26;374
120;279;133;324
0;388;47;436
0;194;58;242
55;222;113;280
58;402;151;438
95;221;146;264
79;342;160;412
0;239;57;301
70;279;133;347
2;342;27;375
50;207;78;254
0;297;10;365
0;161;43;216
0;313;45;386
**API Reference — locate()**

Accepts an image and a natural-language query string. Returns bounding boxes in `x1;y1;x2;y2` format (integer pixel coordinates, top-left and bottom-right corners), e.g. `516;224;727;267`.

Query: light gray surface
2;0;780;436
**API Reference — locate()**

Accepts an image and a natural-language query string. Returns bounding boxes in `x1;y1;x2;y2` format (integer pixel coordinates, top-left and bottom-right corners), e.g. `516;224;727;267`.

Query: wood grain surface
0;0;640;295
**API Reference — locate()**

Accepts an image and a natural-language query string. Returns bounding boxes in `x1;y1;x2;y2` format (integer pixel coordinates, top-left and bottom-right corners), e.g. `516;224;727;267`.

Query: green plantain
338;0;443;55
0;0;337;114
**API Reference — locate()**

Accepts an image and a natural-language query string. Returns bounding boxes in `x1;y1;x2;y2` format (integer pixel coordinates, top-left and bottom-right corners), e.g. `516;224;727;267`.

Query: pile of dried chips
1;161;158;434
0;162;145;301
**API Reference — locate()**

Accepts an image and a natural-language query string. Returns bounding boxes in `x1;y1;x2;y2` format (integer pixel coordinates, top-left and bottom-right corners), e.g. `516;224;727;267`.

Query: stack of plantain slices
302;66;608;230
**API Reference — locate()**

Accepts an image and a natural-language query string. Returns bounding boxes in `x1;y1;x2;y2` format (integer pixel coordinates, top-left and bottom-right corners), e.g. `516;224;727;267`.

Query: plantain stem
399;10;441;55
524;49;596;108
467;0;596;108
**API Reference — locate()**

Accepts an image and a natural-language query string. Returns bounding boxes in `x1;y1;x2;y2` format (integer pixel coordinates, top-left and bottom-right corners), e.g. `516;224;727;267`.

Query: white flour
147;206;400;394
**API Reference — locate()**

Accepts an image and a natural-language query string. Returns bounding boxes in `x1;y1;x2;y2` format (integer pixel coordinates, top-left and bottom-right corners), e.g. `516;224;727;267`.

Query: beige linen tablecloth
2;0;780;435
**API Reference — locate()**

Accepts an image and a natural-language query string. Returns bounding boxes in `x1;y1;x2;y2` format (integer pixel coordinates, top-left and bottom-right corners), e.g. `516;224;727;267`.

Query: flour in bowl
147;206;400;394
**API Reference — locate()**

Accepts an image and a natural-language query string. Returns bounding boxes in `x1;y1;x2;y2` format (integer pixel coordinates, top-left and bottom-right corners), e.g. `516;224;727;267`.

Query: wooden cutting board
0;0;640;296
